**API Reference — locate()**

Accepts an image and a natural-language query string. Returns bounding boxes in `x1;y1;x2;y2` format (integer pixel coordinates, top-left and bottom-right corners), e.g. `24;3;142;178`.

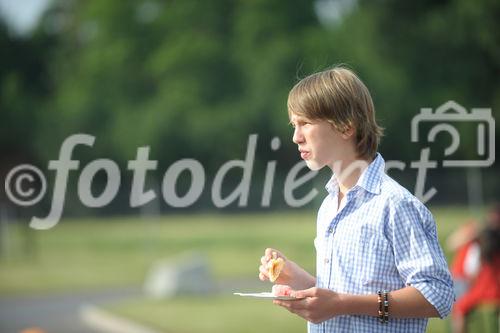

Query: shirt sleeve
387;198;455;318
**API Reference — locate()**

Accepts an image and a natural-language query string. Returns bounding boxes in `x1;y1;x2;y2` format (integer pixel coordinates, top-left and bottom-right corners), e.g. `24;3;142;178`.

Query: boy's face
290;114;353;171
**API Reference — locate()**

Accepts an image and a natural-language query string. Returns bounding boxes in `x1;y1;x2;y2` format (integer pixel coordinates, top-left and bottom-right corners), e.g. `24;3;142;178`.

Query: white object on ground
143;252;214;298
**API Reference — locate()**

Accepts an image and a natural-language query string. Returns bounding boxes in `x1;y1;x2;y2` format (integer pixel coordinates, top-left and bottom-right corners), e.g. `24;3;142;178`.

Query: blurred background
0;0;498;332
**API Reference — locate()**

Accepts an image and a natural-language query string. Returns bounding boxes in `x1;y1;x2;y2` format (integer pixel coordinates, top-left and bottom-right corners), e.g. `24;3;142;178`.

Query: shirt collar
325;153;385;196
356;153;384;194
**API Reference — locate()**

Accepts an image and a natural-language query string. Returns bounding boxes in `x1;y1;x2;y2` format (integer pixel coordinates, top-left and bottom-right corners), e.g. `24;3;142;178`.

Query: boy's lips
299;149;310;159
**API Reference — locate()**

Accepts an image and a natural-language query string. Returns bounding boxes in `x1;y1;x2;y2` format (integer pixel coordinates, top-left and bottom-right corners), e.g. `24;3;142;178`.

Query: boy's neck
333;155;373;196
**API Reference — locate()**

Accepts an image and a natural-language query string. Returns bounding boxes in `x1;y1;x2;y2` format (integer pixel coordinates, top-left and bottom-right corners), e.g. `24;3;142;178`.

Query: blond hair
287;66;383;159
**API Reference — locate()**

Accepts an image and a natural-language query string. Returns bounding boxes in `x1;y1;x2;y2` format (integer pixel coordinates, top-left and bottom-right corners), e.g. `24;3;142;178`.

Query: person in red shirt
451;204;500;333
447;220;479;298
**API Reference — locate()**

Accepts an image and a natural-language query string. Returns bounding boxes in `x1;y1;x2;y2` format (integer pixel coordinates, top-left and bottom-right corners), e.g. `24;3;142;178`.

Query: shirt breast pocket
358;224;394;287
336;223;392;287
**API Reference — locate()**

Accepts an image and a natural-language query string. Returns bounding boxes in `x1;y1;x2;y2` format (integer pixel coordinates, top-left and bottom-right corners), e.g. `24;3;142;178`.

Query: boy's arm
274;285;439;324
388;199;455;318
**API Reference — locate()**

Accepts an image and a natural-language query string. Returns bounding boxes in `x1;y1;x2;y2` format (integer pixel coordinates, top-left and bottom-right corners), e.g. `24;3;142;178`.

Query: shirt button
328;227;334;233
324;258;330;264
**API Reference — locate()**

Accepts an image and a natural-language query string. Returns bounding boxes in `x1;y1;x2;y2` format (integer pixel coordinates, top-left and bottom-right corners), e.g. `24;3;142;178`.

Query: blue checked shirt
309;153;454;333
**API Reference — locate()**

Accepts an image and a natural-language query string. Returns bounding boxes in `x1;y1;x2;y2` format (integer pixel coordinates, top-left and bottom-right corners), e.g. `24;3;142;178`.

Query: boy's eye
290;119;312;128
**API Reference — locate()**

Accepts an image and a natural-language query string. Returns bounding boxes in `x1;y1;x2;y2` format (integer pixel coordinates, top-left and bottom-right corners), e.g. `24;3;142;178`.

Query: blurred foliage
0;0;498;210
28;0;321;166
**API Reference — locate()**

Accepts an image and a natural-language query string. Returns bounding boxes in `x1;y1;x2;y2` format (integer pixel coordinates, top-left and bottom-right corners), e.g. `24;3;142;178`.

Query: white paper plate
233;292;303;301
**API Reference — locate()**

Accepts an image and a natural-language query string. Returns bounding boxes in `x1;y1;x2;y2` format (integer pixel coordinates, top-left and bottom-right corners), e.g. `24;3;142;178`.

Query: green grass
0;207;485;332
0;212;317;294
107;295;306;333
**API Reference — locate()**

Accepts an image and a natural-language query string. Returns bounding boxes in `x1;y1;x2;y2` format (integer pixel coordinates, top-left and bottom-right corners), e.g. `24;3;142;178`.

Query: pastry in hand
272;284;293;297
268;252;285;282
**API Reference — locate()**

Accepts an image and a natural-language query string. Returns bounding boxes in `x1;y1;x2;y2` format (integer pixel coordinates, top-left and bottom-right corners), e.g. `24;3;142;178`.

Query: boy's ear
341;126;355;139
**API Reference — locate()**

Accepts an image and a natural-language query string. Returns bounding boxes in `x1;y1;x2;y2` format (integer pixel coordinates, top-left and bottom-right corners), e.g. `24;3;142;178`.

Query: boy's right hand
259;247;317;291
258;248;288;283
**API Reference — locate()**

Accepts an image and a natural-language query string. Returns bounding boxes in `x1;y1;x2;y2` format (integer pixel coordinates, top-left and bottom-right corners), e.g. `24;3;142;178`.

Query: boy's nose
292;127;304;144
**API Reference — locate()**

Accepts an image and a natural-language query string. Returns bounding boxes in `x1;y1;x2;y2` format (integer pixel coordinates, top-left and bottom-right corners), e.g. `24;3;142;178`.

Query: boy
258;66;454;332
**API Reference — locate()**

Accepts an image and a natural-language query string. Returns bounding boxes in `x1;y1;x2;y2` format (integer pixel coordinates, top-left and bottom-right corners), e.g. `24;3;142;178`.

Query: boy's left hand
273;287;342;324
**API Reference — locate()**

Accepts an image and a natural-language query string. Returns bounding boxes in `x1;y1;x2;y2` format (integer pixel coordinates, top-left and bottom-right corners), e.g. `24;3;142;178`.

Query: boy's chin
304;160;324;171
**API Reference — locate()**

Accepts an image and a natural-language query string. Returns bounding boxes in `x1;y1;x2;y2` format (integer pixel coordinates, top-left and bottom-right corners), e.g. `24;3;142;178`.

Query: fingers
259;256;270;281
259;248;286;281
259;264;269;276
291;287;318;299
265;248;287;261
258;268;268;281
264;248;274;260
273;299;289;310
259;250;274;281
273;288;332;324
273;299;308;312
